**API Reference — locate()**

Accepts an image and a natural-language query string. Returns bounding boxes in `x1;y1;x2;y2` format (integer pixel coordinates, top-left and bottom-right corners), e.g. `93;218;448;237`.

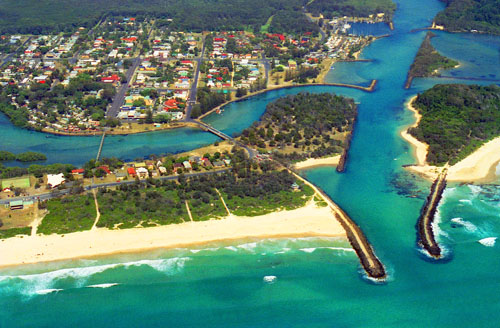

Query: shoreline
293;155;340;170
401;95;500;183
0;200;346;268
40;121;200;137
197;81;377;120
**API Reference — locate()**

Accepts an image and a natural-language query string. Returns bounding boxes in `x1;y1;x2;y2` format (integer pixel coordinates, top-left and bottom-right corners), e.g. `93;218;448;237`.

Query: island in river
402;84;500;182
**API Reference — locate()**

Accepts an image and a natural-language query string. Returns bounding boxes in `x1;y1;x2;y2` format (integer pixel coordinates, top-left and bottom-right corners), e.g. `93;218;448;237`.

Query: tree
145;109;153;124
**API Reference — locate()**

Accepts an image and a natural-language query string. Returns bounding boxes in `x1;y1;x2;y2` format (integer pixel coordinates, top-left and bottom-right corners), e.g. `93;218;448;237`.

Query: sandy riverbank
400;96;428;165
294;155;340;170
402;95;500;182
0;200;346;268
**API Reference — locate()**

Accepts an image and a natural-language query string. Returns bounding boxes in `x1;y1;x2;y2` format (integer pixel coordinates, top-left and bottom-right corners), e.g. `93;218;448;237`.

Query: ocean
2;0;500;326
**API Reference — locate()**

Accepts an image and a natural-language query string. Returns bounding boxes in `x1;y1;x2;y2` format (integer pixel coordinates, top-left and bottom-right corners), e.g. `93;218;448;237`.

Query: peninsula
402;84;500;182
405;32;458;89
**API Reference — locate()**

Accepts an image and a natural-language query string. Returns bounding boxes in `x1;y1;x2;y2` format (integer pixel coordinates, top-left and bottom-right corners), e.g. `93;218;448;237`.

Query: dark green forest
0;0;306;34
435;0;500;34
409;84;500;165
241;92;357;161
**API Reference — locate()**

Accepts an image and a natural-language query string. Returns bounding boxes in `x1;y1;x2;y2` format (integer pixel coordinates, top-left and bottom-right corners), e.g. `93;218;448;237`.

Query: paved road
0;37;32;69
0;169;231;206
107;57;142;118
183;36;206;120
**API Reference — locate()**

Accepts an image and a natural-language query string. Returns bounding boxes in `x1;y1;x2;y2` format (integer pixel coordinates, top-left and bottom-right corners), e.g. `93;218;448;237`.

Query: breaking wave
0;257;189;297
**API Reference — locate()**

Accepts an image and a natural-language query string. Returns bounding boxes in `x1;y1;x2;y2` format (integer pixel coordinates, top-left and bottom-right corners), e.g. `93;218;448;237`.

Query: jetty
336;108;358;173
96;132;106;161
417;167;448;258
292;171;386;280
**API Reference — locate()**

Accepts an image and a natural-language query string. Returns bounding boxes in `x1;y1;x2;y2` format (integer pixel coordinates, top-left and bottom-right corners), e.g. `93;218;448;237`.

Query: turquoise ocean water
2;0;500;326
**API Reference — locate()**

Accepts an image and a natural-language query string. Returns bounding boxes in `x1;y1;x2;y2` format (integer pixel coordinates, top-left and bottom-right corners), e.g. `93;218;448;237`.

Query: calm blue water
347;22;393;36
2;0;500;326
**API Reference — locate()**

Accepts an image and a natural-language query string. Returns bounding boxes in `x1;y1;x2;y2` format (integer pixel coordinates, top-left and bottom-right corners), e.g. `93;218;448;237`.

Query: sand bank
0;201;346;268
293;155;340;170
402;95;500;182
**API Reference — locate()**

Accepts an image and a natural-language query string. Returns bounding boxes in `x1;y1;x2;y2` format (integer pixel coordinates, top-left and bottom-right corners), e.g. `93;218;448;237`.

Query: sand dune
0;200;346;268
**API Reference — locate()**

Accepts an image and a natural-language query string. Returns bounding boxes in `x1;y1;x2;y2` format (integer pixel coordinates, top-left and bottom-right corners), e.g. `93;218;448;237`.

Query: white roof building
47;173;66;188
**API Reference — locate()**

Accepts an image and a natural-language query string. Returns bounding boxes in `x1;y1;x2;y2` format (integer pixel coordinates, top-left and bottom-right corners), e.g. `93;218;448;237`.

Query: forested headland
405;32;459;88
409;84;500;165
434;0;500;34
239;92;357;163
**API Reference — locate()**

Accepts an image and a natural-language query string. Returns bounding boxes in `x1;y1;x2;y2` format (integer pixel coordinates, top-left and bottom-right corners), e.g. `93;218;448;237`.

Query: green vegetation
0;227;32;239
97;181;189;229
435;0;500;34
0;151;46;162
314;195;328;207
306;0;396;21
269;11;319;36
38;194;97;234
260;15;274;33
94;168;310;227
0;0;307;34
409;84;500;165
406;32;458;88
240;92;357;162
0;151;16;161
0;163;75;179
191;87;229;118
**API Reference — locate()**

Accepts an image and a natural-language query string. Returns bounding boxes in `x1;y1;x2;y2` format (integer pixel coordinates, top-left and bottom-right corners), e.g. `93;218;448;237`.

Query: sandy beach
0;200;346;268
400;96;428;166
293;155;340;170
402;95;500;182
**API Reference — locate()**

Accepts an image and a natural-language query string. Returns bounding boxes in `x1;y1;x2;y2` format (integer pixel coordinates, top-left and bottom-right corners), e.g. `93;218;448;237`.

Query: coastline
0;200;346;268
401;95;500;183
293;155;340;170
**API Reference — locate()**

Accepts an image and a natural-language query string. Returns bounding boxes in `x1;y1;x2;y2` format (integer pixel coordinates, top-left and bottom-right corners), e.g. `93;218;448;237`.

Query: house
71;168;85;176
158;166;167;174
291;183;300;190
9;200;24;210
182;161;192;170
202;158;212;167
213;160;225;168
97;165;111;175
47;173;66;188
116;172;127;181
136;167;148;179
288;60;297;70
173;163;184;172
127;167;137;177
101;74;120;83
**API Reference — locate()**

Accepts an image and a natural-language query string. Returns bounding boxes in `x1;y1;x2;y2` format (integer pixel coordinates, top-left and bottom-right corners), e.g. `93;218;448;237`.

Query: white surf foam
34;288;63;295
451;217;478;232
478;237;497;247
0;257;190;296
299;247;355;254
263;275;277;284
86;283;119;289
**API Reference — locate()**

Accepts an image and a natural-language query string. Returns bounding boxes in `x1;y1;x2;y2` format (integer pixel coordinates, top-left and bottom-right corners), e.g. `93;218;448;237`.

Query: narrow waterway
2;0;500;326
